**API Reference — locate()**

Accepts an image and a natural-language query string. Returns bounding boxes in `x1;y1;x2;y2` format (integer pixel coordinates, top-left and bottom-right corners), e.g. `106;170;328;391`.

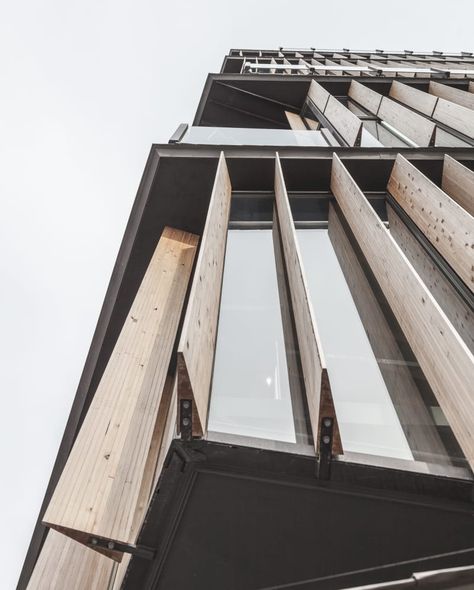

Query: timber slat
177;153;232;435
388;155;474;291
274;153;342;455
331;154;474;470
43;227;198;548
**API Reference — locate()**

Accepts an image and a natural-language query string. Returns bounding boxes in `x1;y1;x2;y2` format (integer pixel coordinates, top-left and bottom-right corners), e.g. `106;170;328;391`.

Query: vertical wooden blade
177;152;232;435
43;227;198;548
388;154;474;291
273;153;342;455
331;153;474;470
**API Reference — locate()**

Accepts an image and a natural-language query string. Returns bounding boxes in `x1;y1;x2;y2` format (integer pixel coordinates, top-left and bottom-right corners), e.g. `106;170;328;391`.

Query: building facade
19;48;474;590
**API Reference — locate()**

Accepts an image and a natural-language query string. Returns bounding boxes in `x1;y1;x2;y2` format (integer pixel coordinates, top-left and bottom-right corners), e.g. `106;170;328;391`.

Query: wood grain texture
177;152;232;435
307;80;330;112
389;81;438;117
429;81;474;111
331;154;474;469
329;204;449;466
442;155;474;216
27;529;114;590
388;154;474;291
470;81;474;94
274;154;342;455
432;97;474;138
324;96;363;146
378;97;436;146
285;111;307;130
43;227;198;547
348;80;382;115
387;205;473;354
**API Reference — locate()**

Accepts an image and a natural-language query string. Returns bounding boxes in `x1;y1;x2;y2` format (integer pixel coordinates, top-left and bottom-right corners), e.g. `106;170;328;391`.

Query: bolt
182;417;190;427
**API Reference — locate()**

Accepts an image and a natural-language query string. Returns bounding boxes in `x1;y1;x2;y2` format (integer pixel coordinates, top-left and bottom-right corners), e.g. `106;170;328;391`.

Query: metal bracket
317;417;334;480
180;399;193;442
87;537;155;560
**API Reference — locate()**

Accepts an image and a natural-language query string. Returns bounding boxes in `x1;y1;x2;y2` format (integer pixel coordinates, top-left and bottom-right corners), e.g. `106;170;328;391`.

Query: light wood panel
285;111;307;130
329;204;449;466
389;81;438;116
306;81;362;146
27;529;114;590
177;153;232;435
274;154;342;455
470;81;474;93
304;117;320;130
43;227;198;548
442;155;474;216
307;80;330;112
432;97;474;138
388;155;474;291
429;81;474;111
331;154;474;469
324;96;363;146
388;205;473;354
378;97;436;146
348;80;382;115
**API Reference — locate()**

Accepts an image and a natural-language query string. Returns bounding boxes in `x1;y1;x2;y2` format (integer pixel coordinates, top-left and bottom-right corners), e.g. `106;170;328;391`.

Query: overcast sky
1;0;473;586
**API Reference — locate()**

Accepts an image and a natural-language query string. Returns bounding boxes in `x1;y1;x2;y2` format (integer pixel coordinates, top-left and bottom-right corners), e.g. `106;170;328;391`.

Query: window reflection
209;230;309;444
295;205;465;469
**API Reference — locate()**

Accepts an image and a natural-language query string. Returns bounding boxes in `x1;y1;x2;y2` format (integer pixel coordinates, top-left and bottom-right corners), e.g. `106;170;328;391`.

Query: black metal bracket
179;399;193;442
87;537;155;560
317;417;334;480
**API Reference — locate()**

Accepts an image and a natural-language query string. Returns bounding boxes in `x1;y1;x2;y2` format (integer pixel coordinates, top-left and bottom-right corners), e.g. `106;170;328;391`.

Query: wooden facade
19;48;474;590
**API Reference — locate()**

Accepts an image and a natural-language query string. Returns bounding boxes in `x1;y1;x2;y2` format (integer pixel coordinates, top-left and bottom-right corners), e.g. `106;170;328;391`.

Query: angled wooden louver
389;80;438;117
43;227;198;554
285;111;307;130
429;81;474;111
387;154;474;292
177;153;232;436
388;80;474;139
442;155;474;216
349;80;436;146
307;80;362;146
387;205;473;354
273;153;342;455
331;153;474;470
328;203;448;465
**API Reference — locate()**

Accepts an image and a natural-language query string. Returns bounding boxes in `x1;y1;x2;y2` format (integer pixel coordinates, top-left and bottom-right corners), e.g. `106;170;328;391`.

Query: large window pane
209;230;306;443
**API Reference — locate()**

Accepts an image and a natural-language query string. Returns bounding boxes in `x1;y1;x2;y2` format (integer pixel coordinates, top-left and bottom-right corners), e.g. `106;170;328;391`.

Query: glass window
181;126;328;146
435;128;471;147
297;229;413;460
362;120;408;147
208;229;309;444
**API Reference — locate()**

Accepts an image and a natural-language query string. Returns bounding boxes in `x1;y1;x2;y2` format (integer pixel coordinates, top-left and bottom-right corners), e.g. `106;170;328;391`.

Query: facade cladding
19;49;474;590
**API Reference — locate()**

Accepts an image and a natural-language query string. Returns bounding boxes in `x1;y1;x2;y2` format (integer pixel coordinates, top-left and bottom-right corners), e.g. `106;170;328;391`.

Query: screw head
182;401;191;410
108;541;115;550
322;435;331;445
182;417;190;427
323;418;332;428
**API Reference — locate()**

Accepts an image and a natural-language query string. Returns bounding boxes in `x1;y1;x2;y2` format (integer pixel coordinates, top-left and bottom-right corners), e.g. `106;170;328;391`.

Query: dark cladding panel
124;442;474;590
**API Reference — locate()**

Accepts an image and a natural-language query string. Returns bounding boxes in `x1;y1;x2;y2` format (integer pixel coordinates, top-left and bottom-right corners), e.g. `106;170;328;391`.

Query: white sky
1;0;473;586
